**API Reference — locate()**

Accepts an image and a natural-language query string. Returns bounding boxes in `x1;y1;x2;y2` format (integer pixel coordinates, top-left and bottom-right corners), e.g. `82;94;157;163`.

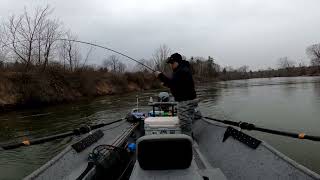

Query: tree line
1;5;320;80
0;5;92;73
135;43;320;81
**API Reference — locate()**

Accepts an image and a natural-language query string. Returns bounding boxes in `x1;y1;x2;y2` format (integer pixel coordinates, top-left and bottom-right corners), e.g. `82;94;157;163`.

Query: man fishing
155;53;199;136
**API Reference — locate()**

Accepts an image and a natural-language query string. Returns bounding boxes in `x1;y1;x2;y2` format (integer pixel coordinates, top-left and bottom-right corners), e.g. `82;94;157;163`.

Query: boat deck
193;119;320;180
24;121;133;180
24;117;320;180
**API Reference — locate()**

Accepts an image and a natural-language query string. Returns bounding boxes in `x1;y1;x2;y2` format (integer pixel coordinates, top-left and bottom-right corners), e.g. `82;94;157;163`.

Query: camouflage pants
177;99;199;136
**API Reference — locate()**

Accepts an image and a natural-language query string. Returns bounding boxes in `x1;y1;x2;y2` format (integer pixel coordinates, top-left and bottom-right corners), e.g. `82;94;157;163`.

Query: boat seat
130;134;227;180
136;134;193;170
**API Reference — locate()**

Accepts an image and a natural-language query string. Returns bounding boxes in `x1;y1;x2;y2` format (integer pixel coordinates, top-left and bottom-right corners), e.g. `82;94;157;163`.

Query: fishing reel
89;144;131;180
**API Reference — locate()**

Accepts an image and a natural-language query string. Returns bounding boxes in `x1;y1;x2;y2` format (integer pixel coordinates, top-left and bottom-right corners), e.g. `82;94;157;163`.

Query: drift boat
22;94;320;180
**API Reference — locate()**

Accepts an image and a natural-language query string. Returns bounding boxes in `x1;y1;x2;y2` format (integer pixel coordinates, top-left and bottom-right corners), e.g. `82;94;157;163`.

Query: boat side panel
24;121;132;180
193;119;320;180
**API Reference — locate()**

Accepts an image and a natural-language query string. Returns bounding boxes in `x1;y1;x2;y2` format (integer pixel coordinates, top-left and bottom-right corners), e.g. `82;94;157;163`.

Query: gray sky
1;0;320;70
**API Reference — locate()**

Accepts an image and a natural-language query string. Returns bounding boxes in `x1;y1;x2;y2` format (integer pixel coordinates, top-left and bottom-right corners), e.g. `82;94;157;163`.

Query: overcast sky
1;0;320;70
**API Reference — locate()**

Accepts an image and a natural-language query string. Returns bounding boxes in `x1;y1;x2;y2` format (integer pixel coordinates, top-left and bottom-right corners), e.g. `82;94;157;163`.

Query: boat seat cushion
137;134;193;170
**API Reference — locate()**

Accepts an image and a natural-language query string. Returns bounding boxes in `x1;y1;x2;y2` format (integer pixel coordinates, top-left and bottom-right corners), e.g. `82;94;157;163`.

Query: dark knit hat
166;53;182;64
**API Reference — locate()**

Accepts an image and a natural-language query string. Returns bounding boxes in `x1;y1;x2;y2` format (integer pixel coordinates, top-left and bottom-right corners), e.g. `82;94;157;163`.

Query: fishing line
1;38;156;72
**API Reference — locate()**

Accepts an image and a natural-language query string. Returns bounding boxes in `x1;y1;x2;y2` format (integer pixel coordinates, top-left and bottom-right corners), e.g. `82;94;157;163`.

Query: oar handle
1;132;74;150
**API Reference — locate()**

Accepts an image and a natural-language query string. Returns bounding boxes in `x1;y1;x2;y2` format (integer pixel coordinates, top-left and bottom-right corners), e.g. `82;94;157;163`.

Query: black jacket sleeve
156;62;196;101
158;72;188;87
158;73;173;87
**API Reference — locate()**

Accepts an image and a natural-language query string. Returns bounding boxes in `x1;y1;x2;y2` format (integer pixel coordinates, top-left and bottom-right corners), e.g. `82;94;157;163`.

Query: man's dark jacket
158;60;196;102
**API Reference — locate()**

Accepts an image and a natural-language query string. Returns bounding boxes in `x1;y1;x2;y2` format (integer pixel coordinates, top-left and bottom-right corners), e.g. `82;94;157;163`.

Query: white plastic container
144;116;181;135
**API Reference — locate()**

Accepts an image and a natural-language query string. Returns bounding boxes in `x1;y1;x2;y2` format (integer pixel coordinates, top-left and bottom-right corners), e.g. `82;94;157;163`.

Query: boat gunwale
24;142;73;179
24;120;134;180
200;118;320;179
82;122;139;180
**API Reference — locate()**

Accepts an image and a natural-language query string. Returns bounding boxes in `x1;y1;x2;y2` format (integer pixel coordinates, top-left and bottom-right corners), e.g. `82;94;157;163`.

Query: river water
0;76;320;179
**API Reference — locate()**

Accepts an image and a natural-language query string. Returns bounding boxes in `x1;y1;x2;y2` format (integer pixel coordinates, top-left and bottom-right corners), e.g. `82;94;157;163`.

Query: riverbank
0;70;161;111
1;67;320;112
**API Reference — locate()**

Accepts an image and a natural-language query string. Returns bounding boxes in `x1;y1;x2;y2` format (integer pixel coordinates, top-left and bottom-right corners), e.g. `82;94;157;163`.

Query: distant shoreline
0;70;162;112
1;71;319;113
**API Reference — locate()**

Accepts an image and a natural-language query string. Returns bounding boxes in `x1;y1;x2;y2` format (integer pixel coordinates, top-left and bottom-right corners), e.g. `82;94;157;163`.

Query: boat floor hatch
129;142;227;180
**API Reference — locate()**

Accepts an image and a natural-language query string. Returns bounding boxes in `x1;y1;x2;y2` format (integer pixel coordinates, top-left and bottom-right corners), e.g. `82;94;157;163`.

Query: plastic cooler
144;116;181;135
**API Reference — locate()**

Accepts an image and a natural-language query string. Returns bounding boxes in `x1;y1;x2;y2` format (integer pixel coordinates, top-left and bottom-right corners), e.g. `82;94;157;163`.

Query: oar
0;118;125;150
203;116;320;142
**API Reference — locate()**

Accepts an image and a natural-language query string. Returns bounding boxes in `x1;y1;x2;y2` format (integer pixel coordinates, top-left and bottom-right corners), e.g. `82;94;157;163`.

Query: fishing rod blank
1;38;156;72
57;38;156;72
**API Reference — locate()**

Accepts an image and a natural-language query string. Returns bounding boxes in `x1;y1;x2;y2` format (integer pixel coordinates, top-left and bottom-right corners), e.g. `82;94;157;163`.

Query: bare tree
134;58;154;72
277;57;295;69
0;25;8;66
193;56;206;76
103;55;120;72
40;19;62;71
79;47;93;71
237;65;249;73
306;43;320;67
2;5;64;71
188;56;220;77
225;66;235;72
118;62;126;73
59;31;80;71
152;44;171;71
102;55;127;73
5;6;52;70
297;60;307;68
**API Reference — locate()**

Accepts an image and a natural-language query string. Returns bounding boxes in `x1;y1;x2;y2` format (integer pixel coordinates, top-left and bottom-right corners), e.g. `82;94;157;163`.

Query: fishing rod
1;38;156;72
57;38;156;72
0;118;125;150
203;116;320;142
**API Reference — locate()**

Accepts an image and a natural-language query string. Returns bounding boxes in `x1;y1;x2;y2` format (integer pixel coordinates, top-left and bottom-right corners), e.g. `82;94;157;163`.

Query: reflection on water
313;82;320;102
0;77;320;179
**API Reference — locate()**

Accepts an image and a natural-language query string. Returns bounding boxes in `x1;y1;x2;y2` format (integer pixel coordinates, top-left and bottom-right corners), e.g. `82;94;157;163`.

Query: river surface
0;76;320;179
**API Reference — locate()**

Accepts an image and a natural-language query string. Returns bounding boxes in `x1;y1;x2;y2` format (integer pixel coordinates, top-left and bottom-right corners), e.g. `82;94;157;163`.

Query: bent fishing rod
203;116;320;142
1;38;156;72
0;118;125;150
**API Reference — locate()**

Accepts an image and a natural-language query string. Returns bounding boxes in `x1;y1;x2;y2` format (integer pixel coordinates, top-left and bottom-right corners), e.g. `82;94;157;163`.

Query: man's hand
154;71;161;78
